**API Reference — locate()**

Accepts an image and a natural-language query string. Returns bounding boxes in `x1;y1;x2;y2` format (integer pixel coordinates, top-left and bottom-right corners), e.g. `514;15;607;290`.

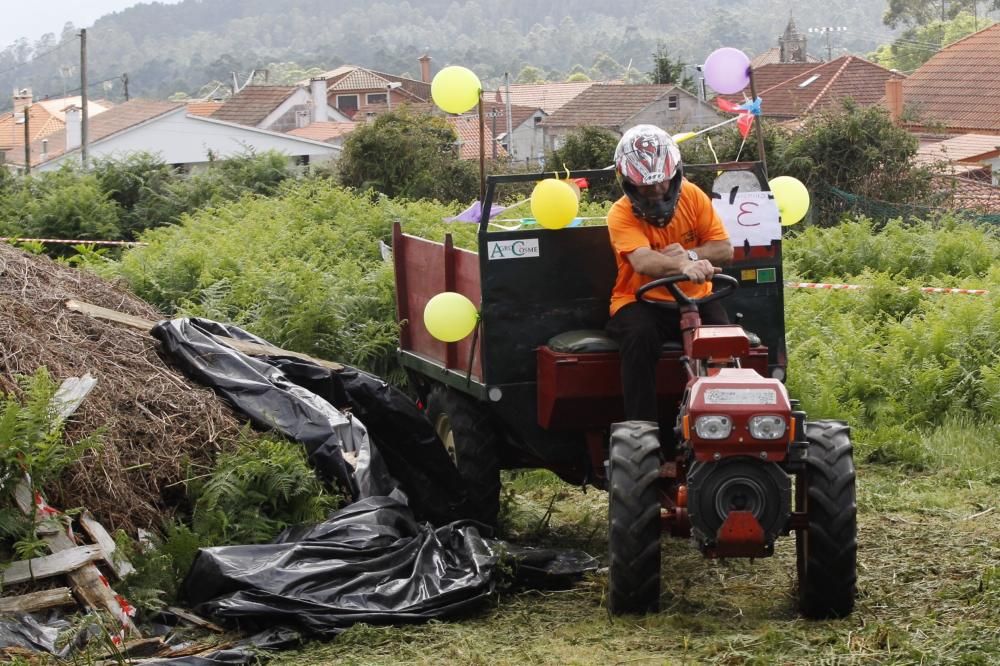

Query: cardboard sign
713;192;781;248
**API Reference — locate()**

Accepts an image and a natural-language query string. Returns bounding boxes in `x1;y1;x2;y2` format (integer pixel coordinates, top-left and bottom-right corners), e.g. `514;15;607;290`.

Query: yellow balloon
530;179;580;230
431;66;482;114
769;176;810;226
424;292;479;342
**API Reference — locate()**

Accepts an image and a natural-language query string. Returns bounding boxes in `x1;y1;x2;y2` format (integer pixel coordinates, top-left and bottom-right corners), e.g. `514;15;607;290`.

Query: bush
546;126;621;202
338;107;479;202
92;152;179;239
20;170;123;244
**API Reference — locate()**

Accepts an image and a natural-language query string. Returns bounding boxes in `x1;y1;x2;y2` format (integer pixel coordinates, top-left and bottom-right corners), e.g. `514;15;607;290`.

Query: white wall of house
504;110;546;166
986;156;1000;186
38;109;340;172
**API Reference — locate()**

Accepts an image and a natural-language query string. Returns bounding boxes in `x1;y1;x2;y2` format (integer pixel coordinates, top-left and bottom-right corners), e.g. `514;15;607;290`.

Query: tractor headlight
694;415;732;440
748;415;787;440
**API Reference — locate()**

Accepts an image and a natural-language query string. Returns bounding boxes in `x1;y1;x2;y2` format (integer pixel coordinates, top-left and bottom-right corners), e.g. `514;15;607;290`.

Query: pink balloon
703;48;751;94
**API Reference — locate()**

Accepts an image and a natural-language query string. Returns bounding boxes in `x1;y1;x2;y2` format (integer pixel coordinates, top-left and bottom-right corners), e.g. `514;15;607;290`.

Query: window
367;93;388;105
337;94;359;117
668;95;679;110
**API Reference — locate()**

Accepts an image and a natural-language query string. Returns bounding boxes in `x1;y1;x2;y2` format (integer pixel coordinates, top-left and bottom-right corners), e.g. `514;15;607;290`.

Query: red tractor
392;163;857;618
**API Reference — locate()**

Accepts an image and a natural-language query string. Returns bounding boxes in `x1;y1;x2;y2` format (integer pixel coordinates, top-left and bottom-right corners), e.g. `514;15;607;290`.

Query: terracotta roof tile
186;100;224;117
720;57;902;119
934;175;1000;213
210;86;296;126
11;99;182;167
917;134;1000;165
0;97;111;152
286;121;357;142
331;69;391;90
902;23;1000;134
320;66;430;102
540;84;681;128
498;81;597;114
447;115;507;160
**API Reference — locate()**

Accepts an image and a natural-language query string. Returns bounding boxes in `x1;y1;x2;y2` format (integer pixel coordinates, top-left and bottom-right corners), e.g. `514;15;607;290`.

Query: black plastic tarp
184;495;598;636
153;317;599;637
151;318;470;525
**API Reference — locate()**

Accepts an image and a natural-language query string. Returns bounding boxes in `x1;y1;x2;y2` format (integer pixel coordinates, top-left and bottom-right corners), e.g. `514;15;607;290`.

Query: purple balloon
703;48;751;94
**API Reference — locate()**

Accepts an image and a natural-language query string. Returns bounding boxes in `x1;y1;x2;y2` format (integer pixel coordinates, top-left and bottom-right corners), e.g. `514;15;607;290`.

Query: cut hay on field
0;242;246;533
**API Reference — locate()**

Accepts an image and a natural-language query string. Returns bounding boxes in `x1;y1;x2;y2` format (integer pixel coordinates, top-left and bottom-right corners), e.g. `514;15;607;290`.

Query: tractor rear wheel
796;420;858;619
607;421;662;615
426;385;501;528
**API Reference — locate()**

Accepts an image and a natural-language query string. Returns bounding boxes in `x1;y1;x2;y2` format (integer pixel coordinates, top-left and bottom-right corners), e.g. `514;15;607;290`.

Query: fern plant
189;437;340;546
0;368;103;560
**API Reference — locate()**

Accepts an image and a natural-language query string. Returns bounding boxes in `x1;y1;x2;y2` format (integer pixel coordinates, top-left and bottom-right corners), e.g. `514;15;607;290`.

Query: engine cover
687;457;791;556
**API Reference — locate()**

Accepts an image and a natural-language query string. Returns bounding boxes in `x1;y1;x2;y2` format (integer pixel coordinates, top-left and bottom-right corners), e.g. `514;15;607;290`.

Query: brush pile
0;242;246;533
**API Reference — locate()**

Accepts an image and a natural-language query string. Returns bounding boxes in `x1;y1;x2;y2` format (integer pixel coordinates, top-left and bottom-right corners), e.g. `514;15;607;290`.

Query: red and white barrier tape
786;281;989;296
0;237;147;247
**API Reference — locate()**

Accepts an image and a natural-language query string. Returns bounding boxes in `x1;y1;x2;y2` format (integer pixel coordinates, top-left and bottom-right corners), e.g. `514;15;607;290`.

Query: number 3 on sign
737;201;759;226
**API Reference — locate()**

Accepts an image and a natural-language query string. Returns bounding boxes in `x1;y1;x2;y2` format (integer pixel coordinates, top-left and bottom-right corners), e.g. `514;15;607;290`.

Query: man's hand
682;259;720;284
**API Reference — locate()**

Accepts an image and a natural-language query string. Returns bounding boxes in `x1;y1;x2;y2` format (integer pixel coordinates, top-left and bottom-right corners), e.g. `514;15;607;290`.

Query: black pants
606;300;730;422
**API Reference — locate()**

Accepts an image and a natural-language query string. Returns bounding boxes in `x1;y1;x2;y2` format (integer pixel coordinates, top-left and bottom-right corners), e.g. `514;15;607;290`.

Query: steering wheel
635;273;739;310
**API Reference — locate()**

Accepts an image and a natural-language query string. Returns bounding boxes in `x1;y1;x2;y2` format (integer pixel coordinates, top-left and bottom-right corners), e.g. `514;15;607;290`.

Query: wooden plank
1;545;104;585
165;606;226;633
64;299;343;371
80;512;135;579
13;480;140;637
0;587;75;614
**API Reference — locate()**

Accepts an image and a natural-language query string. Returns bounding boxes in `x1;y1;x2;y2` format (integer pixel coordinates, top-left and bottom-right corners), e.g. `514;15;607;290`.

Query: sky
1;0;184;49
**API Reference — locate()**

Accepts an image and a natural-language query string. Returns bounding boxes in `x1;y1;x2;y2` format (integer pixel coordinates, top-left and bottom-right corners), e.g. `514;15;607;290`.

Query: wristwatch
687;249;699;262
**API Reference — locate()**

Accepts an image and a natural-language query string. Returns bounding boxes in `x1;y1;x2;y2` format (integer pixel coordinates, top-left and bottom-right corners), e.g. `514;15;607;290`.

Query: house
4;99;340;173
286;121;357;147
887;23;1000;136
539;84;723;151
496;81;598;114
916;134;1000;185
0;89;111;156
309;57;434;119
446;114;509;160
751;16;823;67
720;56;904;122
210;79;349;132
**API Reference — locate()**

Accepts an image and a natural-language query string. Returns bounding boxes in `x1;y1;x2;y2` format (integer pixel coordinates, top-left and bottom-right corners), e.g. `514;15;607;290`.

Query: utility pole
80;28;88;166
23;107;30;175
807;26;848;61
504;72;513;154
122;73;129;101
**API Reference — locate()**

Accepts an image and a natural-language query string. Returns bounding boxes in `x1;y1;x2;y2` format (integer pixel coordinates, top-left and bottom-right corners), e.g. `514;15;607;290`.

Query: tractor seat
546;328;762;353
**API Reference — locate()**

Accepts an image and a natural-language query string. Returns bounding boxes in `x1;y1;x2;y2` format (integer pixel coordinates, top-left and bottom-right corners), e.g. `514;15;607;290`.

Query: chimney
310;77;328;123
65;105;82;150
419;54;432;83
885;78;903;124
13;88;32;117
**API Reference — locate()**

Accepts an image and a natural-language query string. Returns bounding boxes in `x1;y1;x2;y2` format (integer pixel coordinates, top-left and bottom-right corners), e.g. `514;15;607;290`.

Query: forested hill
1;0;893;109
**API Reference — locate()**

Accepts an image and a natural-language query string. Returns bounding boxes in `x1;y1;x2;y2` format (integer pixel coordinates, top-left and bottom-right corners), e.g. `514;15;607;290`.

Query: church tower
779;15;808;63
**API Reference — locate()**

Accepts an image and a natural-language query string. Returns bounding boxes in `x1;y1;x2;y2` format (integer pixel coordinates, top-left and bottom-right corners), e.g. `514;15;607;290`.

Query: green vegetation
337;107;479;202
0;369;102;562
872;11;997;72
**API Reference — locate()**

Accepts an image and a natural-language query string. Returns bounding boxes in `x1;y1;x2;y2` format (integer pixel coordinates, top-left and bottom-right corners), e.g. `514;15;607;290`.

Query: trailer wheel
426;385;501;528
607;421;662;615
796;420;858;619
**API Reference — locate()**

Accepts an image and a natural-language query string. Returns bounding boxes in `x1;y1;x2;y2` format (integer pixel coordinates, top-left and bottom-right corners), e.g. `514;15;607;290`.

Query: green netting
826;184;1000;225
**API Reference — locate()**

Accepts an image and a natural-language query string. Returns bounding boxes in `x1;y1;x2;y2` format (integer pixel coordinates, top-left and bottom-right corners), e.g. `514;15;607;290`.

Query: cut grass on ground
273;464;1000;666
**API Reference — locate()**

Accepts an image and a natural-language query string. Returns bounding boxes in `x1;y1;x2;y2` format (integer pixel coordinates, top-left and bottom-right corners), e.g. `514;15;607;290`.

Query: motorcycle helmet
614;124;683;227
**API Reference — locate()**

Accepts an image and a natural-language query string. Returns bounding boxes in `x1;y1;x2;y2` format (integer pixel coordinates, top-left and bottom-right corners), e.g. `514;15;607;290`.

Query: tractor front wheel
796;420;858;619
426;385;501;528
607;421;663;615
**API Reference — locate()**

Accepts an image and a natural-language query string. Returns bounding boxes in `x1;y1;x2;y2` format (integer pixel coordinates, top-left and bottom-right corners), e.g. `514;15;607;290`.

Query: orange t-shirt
607;179;729;316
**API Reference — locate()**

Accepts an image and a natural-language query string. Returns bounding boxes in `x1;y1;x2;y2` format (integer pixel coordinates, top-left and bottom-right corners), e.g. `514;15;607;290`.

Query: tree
883;0;999;28
546;126;621;201
647;42;695;91
780;100;936;225
515;65;545;84
337;107;478;202
871;11;995;71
